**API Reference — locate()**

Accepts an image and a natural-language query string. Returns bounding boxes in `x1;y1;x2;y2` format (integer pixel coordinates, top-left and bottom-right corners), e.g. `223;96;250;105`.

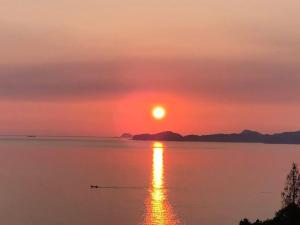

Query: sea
0;137;299;225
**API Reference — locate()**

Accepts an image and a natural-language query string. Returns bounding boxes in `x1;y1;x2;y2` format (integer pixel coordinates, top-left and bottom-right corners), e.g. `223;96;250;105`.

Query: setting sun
152;106;166;120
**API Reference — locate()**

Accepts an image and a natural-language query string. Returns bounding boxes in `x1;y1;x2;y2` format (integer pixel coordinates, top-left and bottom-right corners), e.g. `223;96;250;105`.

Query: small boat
27;135;37;138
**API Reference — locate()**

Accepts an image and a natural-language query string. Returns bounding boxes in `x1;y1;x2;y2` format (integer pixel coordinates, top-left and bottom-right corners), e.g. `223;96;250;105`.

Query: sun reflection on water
142;142;181;225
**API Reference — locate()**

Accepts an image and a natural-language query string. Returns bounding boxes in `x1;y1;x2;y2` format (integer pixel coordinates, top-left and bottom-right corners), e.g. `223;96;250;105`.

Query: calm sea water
0;137;300;225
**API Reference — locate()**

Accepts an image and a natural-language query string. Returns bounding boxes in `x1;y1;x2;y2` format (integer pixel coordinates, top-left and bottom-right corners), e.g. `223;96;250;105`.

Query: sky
0;0;300;136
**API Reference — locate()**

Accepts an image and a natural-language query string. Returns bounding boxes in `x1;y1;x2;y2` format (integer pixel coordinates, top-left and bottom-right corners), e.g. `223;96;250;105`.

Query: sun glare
152;106;166;120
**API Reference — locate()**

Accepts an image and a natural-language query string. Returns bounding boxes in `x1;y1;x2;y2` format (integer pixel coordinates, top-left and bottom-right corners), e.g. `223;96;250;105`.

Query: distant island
120;133;133;139
132;130;300;144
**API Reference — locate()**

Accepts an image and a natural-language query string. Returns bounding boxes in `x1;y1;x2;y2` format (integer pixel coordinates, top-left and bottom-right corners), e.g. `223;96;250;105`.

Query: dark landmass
120;133;133;138
132;130;300;144
133;131;184;141
240;203;300;225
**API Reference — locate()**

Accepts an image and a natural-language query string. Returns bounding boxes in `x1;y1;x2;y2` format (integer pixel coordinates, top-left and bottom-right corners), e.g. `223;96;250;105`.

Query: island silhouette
132;130;300;144
120;133;133;138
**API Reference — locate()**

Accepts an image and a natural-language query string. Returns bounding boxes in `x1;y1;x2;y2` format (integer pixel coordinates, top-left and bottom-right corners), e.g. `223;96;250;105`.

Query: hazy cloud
1;59;300;103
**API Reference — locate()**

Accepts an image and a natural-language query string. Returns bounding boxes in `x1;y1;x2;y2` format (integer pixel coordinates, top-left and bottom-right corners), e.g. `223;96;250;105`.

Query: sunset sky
1;0;300;136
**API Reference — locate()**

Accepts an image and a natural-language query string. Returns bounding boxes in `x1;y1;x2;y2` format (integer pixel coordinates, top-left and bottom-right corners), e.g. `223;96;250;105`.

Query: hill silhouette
120;133;132;138
133;131;184;141
132;130;300;144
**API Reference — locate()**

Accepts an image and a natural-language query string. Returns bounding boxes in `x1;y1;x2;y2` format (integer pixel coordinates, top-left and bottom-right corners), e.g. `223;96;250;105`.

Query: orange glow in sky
1;1;300;136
